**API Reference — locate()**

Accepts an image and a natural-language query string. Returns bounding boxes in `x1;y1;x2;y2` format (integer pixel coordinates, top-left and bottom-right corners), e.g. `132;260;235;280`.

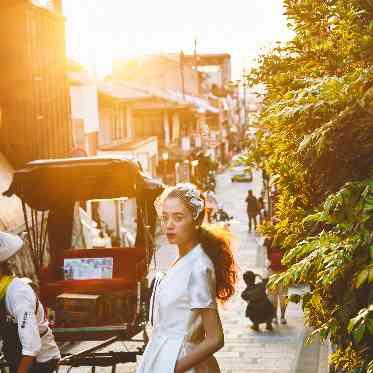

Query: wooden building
0;0;71;168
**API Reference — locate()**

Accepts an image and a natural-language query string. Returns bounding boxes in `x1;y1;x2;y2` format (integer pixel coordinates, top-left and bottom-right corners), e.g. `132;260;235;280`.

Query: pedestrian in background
204;189;218;223
245;190;258;232
266;235;288;325
257;197;265;224
0;231;60;373
241;270;275;332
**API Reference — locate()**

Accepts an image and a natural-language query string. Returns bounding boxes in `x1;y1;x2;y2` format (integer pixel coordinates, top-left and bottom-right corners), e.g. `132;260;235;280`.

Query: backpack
241;282;267;303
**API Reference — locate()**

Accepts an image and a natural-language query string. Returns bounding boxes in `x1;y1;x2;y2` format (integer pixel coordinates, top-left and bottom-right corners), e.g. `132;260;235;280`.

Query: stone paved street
210;170;306;373
60;169;307;372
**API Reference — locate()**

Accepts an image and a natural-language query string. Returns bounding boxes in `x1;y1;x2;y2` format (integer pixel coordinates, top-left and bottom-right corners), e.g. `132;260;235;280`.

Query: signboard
63;257;113;280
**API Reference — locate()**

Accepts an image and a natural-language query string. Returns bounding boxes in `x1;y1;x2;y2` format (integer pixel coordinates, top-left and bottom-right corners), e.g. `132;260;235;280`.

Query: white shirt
137;244;220;373
4;278;60;362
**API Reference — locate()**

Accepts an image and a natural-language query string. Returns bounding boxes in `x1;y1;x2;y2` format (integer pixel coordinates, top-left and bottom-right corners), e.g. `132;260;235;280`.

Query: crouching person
241;270;275;332
0;231;60;373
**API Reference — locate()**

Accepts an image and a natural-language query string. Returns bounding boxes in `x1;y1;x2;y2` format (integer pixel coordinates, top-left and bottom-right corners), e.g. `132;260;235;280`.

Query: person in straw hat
0;231;60;373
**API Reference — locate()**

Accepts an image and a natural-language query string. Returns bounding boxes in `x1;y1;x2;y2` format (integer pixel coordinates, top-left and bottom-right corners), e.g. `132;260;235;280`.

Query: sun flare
62;0;292;78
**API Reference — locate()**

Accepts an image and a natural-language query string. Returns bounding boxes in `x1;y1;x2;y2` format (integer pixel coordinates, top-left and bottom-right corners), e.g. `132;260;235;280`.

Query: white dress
136;244;221;373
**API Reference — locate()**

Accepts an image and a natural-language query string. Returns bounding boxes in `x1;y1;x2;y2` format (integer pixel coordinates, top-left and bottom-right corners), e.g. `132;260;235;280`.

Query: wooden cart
4;156;163;371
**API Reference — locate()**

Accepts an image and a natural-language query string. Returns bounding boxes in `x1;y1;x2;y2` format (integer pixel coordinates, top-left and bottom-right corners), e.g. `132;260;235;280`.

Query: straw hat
0;231;23;262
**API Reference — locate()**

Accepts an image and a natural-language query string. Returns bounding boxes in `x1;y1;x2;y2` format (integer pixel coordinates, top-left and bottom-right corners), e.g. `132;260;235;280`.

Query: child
241;270;275;331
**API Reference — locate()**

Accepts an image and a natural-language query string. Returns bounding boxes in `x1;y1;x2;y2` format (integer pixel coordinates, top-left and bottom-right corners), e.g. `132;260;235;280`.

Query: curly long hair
161;184;238;304
199;225;237;304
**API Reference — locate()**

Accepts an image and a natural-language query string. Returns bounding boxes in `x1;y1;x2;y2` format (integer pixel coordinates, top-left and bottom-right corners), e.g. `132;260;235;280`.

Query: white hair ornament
154;183;205;221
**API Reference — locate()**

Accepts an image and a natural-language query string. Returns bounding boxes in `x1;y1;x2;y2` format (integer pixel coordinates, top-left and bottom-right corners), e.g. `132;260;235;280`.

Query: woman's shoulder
191;248;215;278
188;248;217;307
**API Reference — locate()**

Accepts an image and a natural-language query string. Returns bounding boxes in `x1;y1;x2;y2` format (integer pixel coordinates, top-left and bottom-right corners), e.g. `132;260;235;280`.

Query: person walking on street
204;189;218;223
257;197;265;224
245;190;258;232
137;183;237;373
0;231;60;373
265;235;288;325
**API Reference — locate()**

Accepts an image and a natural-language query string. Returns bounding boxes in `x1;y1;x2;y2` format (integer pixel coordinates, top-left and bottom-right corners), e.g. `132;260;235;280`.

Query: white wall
97;137;158;176
70;85;100;133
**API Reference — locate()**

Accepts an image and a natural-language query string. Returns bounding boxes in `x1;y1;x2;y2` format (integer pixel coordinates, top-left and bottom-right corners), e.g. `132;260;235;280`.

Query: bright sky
62;0;292;79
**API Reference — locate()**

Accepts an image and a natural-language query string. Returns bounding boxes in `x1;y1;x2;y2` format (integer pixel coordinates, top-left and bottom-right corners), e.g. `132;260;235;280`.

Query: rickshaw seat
40;247;146;308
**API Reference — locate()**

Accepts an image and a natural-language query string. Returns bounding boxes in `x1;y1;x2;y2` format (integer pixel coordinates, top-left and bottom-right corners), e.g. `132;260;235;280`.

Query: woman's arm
174;308;224;373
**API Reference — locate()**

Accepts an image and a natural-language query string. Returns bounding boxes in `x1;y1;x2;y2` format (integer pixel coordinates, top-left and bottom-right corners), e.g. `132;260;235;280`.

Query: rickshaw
3;156;163;371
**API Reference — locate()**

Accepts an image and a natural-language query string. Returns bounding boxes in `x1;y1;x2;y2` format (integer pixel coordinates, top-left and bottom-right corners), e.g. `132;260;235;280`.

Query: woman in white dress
137;183;237;373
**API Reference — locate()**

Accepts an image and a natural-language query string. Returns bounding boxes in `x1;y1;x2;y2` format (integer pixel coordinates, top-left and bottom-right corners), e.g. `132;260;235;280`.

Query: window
111;105;127;141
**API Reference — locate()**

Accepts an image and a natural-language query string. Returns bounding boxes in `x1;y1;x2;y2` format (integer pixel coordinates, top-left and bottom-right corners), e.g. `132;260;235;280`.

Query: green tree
246;0;373;369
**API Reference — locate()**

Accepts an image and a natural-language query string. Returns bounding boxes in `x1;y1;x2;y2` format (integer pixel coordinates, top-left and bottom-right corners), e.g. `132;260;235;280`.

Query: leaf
348;316;362;333
367;319;373;335
368;360;373;373
369;268;373;283
320;327;329;339
288;294;302;304
352;324;366;344
355;269;369;288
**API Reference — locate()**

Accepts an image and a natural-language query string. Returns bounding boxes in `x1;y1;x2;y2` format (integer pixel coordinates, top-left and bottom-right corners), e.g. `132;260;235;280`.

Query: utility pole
179;50;185;99
242;69;247;127
234;80;241;130
194;37;200;96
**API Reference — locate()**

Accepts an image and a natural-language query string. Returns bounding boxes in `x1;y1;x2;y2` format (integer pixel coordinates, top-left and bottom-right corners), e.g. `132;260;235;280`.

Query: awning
5;156;163;211
97;80;151;101
0;153;24;232
183;93;220;114
97;80;220;114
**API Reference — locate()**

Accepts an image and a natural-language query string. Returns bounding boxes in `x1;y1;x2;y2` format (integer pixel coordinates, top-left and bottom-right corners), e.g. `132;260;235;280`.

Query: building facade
0;0;71;167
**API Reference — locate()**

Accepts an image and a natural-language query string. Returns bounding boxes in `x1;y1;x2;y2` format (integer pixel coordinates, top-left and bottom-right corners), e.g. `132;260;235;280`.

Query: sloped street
60;169;307;373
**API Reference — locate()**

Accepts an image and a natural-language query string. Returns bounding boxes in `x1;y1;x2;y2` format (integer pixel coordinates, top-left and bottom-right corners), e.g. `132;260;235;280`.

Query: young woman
0;231;60;373
137;183;237;373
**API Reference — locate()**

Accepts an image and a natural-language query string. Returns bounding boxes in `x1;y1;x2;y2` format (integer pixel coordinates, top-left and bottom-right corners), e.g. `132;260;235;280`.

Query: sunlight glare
62;0;292;78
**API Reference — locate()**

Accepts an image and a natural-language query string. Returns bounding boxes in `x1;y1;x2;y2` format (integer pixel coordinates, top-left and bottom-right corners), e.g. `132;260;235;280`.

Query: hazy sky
62;0;292;79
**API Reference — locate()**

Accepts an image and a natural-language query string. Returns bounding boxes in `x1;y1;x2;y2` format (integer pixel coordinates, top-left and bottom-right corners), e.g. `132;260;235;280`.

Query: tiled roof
97;80;219;113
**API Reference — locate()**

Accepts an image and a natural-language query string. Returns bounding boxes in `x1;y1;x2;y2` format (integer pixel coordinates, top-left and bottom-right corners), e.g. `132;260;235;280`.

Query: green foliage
368;359;373;373
269;180;373;368
246;0;373;369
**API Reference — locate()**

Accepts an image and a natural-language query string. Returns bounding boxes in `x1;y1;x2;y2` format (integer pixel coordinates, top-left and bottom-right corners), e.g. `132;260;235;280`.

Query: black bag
241;282;267;303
